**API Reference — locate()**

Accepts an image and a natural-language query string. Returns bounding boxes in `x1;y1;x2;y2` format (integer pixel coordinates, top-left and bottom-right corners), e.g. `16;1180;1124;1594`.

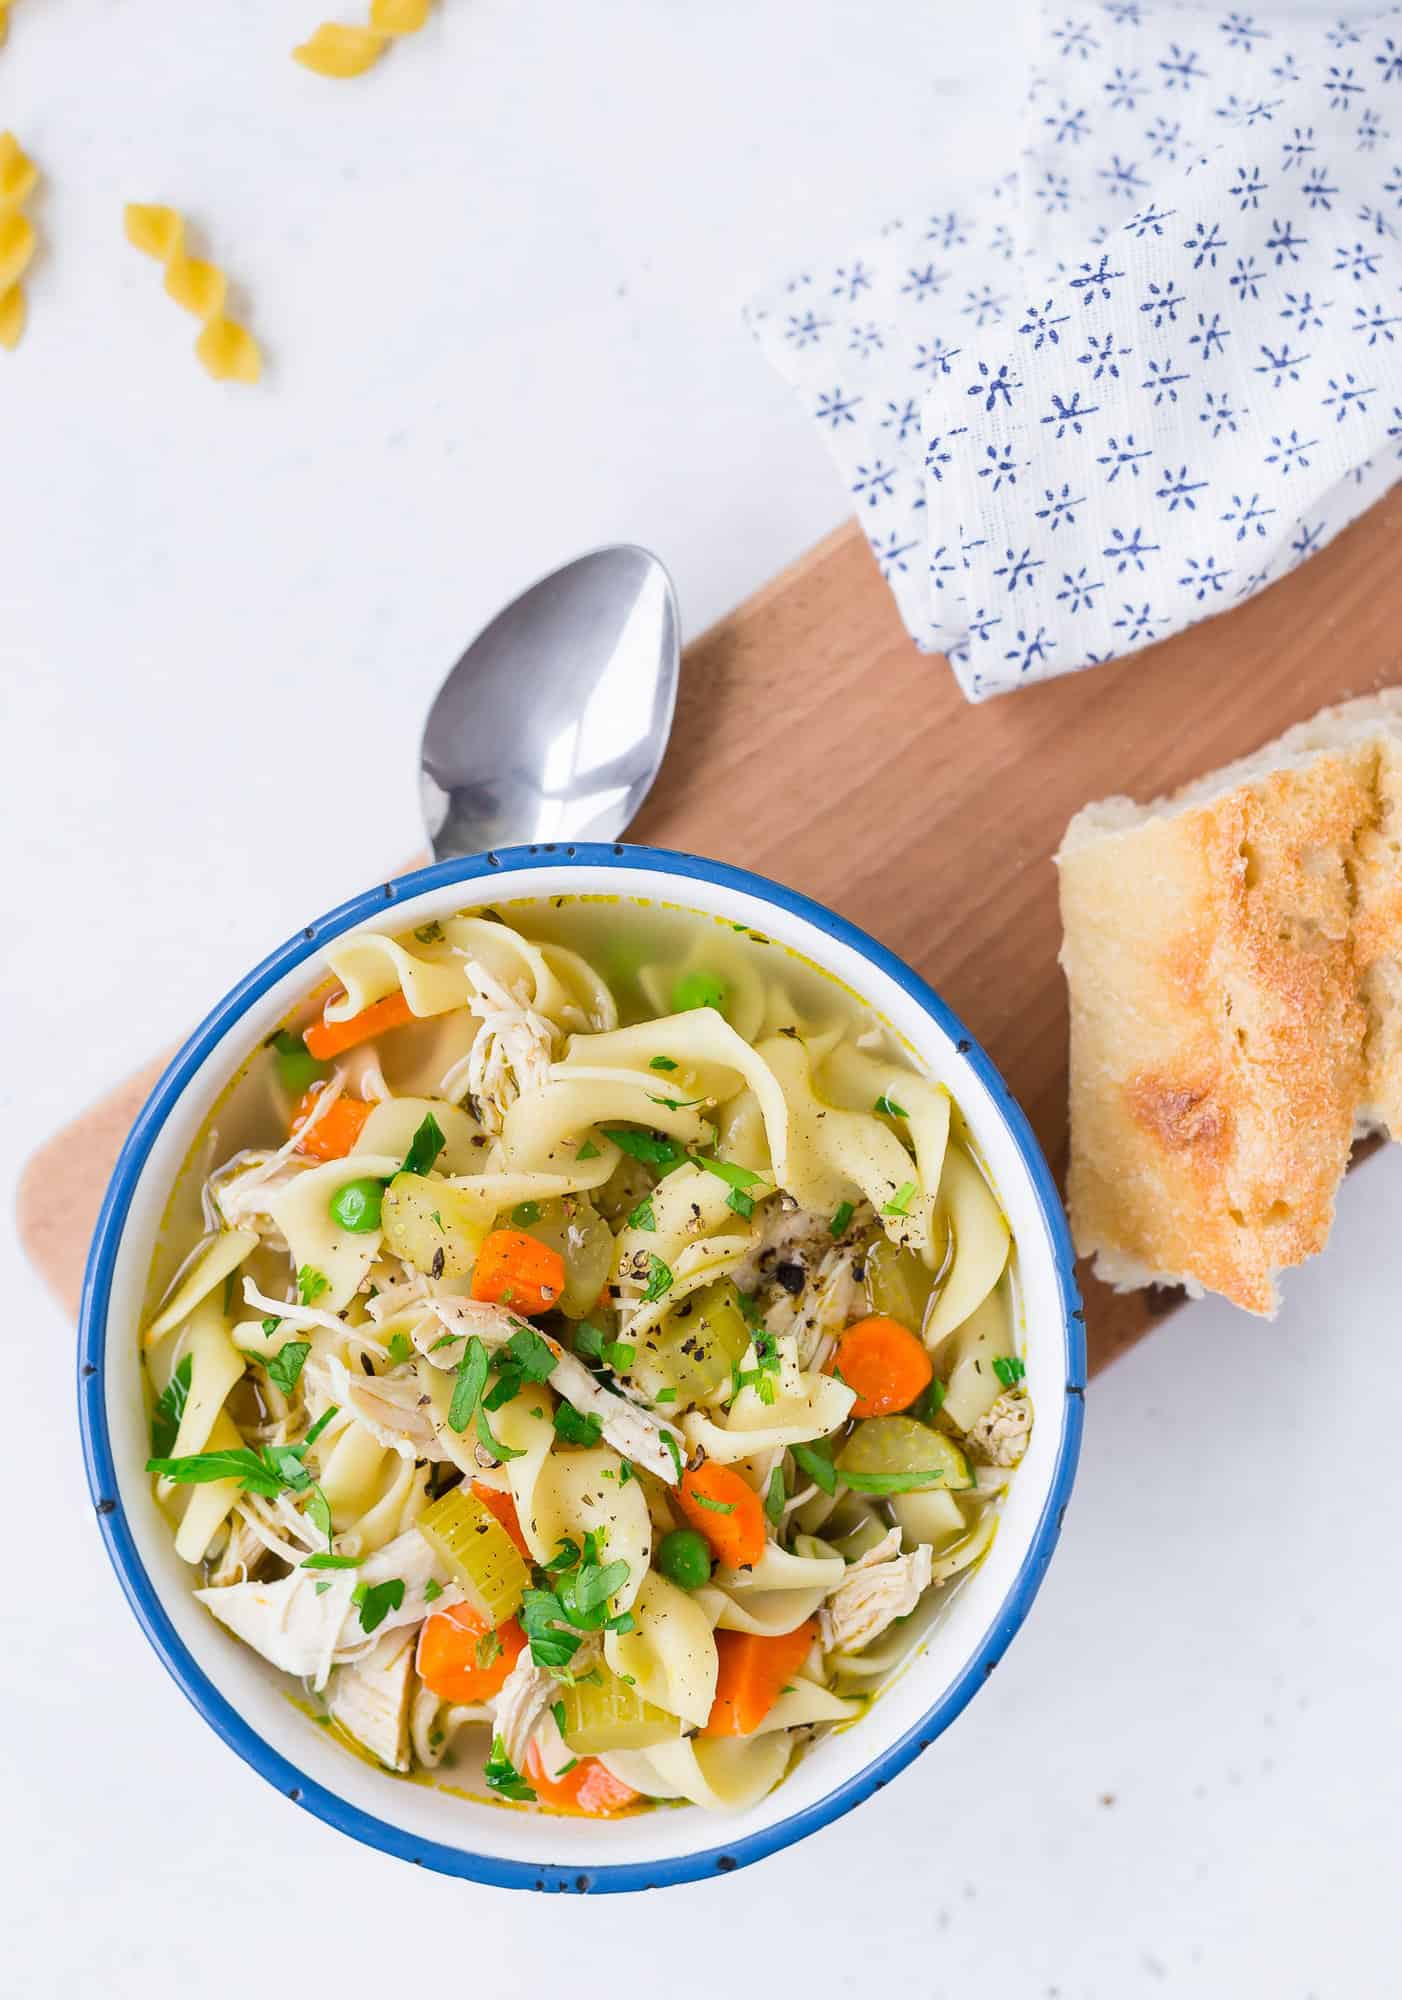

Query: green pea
671;970;727;1016
656;1527;712;1591
271;1029;329;1098
329;1177;385;1234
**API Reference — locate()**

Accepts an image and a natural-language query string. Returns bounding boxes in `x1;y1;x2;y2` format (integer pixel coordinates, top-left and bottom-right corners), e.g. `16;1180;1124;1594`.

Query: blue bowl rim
78;840;1085;1895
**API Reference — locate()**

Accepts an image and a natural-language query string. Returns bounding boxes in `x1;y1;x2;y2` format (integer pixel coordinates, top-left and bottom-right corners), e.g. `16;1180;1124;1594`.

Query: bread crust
1056;695;1402;1316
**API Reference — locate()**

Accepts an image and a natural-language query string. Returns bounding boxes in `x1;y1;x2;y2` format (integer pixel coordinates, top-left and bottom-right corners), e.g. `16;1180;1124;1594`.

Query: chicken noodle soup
142;900;1032;1817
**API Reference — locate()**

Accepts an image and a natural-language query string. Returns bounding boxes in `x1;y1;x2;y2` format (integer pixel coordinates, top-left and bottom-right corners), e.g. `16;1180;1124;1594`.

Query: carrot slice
290;1088;372;1162
676;1460;766;1569
470;1228;566;1316
471;1480;532;1561
415;1602;525;1703
524;1742;640;1817
828;1314;934;1419
703;1620;818;1737
304;988;416;1062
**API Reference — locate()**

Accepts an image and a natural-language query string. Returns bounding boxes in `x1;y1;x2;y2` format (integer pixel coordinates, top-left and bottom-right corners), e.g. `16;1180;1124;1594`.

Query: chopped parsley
147;1446;276;1493
423;1578;443;1603
874;1094;909;1118
551;1699;567;1734
520;1533;632;1672
648;1056;679;1072
300;1552;360;1570
726;1187;755;1220
829;1201;855;1238
576;1139;601;1161
642;1253;674;1303
687;1491;734;1515
511;1199;542;1226
448;1335;490;1433
912;1377;947;1422
401;1112;446;1178
654;1387;676;1404
475;1629;503;1670
266;1341;311;1396
882;1182;917;1218
574;1322;633;1373
385;1331;412;1368
629;1196;656;1232
304;1486;334;1546
149;1355;192;1458
790;1441;838;1497
992;1355;1026;1388
484;1737;536;1803
261;1316;282;1339
660;1432;684;1480
647;1091;706;1113
553;1402;603;1448
481;1326;558;1411
600;1126;688;1170
297;1265;330;1307
764;1465;787;1524
352;1578;405;1634
476;1404;525;1463
413;920;444;944
693;1155;764;1192
303;1405;338;1449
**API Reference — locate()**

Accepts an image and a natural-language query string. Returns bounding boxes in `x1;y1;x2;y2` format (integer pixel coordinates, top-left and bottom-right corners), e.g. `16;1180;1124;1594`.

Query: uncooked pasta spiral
124;203;262;384
0;133;38;353
294;0;431;78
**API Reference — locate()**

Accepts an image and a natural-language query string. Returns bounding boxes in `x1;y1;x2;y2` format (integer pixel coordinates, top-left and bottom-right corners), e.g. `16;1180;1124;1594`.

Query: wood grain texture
19;498;1402;1362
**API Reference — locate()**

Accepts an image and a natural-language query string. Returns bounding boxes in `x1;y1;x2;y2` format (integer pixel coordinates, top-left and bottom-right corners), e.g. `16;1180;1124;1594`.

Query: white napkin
746;2;1402;699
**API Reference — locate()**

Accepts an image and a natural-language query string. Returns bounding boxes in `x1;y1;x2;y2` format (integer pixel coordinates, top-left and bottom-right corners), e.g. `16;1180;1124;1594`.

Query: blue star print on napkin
746;2;1402;699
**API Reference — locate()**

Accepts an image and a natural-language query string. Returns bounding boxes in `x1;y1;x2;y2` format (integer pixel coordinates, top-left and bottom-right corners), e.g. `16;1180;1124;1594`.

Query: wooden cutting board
20;500;1402;1367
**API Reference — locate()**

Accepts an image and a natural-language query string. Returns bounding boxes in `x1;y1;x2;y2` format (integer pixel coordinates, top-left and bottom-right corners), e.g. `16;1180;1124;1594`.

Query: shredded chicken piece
819;1526;934;1656
766;1244;864;1373
365;1274;433;1323
963;1391;1032;1469
492;1651;559;1773
410;1682;492;1770
207;1073;348;1229
418;1298;685;1484
195;1527;458;1689
546;1347;685;1484
493;1636;599;1772
322;1354;447;1461
208;1514;274;1588
233;1487;326;1570
328;1630;416;1771
240;1273;378;1345
460;960;558;1134
732;1195;870;1302
417;1296;530;1357
210;1153;316;1234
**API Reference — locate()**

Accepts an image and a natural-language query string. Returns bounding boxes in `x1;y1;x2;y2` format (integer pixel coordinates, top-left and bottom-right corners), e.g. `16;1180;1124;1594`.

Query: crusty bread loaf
1056;690;1402;1316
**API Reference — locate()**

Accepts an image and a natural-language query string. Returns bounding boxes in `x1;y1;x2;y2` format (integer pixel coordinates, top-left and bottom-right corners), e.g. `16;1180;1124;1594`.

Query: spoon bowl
419;545;680;858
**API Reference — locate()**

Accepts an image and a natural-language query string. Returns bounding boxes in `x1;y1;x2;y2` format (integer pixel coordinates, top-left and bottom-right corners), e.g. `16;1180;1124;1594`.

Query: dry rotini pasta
124;204;262;384
294;0;431;78
0;132;38;353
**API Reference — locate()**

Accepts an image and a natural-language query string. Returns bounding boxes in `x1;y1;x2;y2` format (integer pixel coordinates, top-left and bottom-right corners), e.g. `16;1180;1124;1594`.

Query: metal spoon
419;545;680;859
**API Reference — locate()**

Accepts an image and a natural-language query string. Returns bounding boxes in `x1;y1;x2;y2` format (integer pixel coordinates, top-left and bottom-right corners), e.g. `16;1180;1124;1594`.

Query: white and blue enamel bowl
79;844;1084;1894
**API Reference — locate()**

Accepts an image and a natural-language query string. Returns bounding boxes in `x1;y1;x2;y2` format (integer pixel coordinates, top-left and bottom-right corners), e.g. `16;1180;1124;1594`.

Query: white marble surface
4;1;1398;1993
